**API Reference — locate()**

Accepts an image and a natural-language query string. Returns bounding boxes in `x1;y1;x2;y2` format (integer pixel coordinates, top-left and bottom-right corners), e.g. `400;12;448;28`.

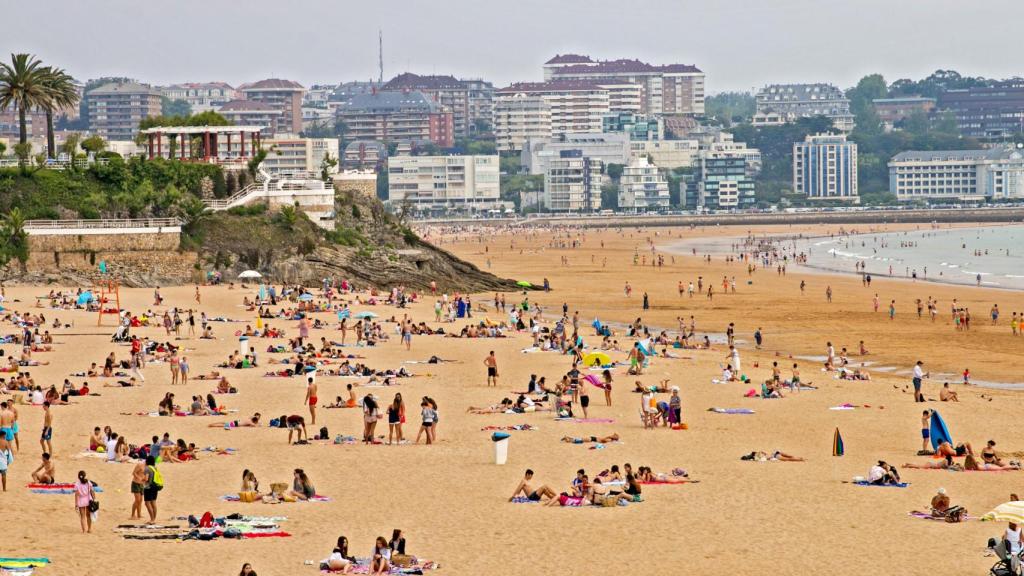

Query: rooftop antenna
378;29;384;85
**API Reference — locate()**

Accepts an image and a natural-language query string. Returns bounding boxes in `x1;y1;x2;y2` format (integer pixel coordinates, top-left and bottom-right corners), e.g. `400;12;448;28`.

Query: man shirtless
0;402;14;453
31;452;54;484
509;469;556;502
305;377;318;425
484;351;498;387
561;433;620;444
40;401;52;454
131;458;148;519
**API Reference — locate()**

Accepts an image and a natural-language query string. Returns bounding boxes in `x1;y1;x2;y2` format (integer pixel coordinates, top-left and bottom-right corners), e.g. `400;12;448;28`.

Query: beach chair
988;538;1022;576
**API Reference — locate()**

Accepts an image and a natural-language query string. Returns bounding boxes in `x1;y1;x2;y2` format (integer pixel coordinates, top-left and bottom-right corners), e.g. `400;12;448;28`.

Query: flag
832;428;844;457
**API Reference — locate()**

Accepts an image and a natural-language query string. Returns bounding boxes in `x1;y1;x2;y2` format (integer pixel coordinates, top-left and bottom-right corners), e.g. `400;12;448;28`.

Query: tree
705;92;756;127
175;195;210;234
847;74;887;136
605;163;624;181
319;152;338;181
600;182;619;210
275;204;298;230
0;207;29;273
60;132;81;161
161;96;191;117
0;142;5;158
0;53;48;146
38;66;79;159
247;147;269;177
81;135;106;156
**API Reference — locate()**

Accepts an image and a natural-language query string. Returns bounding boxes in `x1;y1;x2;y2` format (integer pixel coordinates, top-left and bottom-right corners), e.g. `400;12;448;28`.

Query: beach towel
0;559;49;569
708;408;755;414
220;494;330;503
908;511;975;522
320;558;439;574
638;479;700;485
852;481;910;488
480;425;536;431
554;417;615;424
583;374;611;389
28;483;103;495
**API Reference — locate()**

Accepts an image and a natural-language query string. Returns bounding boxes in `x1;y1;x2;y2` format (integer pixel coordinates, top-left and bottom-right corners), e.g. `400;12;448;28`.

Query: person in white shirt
727;346;741;373
867;460;900;485
105;433;119;462
1007;522;1022;555
912;361;929;403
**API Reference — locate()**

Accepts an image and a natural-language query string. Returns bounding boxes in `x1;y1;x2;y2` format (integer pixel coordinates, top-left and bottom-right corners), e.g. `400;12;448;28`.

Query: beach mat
908;511;975;522
708;408;754;415
220;494;330;503
851;481;910;488
27;483;103;495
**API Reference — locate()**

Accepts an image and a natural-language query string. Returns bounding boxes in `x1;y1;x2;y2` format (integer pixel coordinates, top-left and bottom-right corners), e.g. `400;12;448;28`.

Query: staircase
204;182;265;211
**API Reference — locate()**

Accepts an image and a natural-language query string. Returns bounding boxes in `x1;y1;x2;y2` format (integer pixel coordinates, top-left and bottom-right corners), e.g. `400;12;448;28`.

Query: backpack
149;465;164;490
318;426;329;440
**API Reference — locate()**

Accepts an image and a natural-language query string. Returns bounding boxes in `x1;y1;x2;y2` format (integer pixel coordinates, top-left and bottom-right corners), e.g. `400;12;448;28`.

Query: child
921;410;931;453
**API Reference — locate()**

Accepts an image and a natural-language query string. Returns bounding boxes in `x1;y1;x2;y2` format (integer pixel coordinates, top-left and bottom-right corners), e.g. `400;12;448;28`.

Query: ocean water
795;225;1024;290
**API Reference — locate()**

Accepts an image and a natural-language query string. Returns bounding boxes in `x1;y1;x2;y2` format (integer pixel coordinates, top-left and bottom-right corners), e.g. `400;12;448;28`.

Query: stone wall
23;230;198;286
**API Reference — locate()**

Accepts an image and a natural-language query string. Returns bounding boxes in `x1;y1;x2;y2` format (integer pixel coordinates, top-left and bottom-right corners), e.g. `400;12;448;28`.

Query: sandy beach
3;223;1023;576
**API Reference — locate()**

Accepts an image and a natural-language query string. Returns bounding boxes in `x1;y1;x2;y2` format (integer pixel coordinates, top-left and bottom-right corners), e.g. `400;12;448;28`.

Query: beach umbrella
76;291;94;306
258;284;267;302
337;309;351;320
354;311;377;319
239;270;262;279
298;293;314;302
582;351;611;367
832;428;845;457
982;501;1024;523
516;280;532;288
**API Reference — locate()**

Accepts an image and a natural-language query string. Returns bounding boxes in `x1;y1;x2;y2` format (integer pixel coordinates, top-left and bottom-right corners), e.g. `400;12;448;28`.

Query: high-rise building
462;79;495;133
387;154;501;212
334;91;454;148
603;112;664;141
618;156;670;211
793;133;858;200
382;73;469;138
496;82;609;138
544;55;705;115
492;94;551;153
936;82;1024;140
523;133;629;175
239;79;305;135
754;83;854;132
160;82;237;113
543;150;604;212
686;133;761;210
888;147;1024;201
84;82;163;141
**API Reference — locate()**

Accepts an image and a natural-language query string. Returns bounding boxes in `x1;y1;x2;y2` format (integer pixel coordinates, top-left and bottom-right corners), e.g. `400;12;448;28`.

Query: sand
2;222;1022;576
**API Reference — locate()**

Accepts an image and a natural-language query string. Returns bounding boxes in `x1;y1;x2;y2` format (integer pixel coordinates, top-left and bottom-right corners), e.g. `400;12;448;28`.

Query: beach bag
392;554;413;567
149;466;164;490
88;500;99;513
601;496;617;507
945;506;966;523
270;482;288;496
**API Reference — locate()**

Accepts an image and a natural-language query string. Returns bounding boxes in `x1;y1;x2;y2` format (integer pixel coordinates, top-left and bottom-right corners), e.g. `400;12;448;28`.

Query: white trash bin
238;335;249;357
492;432;510;465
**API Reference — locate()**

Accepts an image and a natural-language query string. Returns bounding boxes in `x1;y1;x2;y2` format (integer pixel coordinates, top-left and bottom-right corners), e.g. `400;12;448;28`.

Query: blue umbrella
298;293;315;302
76;291;94;306
354;311;377;319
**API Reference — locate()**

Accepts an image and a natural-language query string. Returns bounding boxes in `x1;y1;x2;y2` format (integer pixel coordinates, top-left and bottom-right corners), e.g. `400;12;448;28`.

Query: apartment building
629;140;699;170
543;150;603;212
218;100;283;137
793;133;858;200
84;82;162;141
492;94;551;153
462;79;495;132
382;73;470;138
544;54;705;115
618;156;670;211
686;156;756;210
160;82;237;113
239;79;305;136
387;154;501;212
754;83;855;132
334;91;454;148
261;137;340;175
888;147;1024;201
603;112;665;141
496;82;609;138
936;82;1024;140
523;133;629;175
872;97;936;128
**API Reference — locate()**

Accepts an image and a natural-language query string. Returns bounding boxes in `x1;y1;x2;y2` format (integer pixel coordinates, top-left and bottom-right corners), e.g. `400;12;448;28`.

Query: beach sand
2;223;1022;575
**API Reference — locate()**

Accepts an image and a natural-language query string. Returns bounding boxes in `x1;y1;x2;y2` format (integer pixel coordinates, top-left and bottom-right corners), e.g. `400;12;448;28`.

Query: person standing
179;356;189;384
73;470;96;533
642;293;649;310
305;376;318;425
0;434;12;491
920;410;931;453
194;286;201;305
143;455;162;524
130;457;147;519
754;327;763;349
484;351;498;387
40;401;53;455
825;285;833;303
912;360;929;403
169;351;180;385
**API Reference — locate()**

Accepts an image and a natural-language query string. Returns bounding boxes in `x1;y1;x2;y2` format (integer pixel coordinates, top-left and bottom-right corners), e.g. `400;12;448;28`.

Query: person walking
73;470;96;533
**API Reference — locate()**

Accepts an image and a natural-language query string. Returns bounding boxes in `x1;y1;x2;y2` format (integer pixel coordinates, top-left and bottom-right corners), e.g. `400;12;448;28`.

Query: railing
0;157;109;170
24;218;182;230
204;183;264;210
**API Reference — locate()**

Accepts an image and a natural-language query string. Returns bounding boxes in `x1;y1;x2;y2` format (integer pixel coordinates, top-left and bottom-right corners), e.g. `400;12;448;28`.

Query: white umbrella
238;270;262;279
983;501;1024;523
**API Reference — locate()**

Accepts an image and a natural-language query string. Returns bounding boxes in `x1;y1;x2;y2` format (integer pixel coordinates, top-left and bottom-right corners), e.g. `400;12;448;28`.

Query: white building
629;140;699;170
387;155;501;212
598;82;643;114
793;133;858;200
261;137;340;176
754;83;855;132
492;94;551;153
496;82;609;139
888;147;1024;201
160;82;237;113
523;133;630;175
543;151;604;212
618;156;670;211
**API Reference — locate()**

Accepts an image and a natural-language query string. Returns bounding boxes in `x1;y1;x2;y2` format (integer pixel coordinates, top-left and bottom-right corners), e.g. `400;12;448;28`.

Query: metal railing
24;218;182;230
204;183;264;210
0;158;109;170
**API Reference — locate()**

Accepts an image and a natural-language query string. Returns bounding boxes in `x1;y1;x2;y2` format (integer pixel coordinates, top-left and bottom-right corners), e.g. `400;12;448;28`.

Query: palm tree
0;53;48;146
38;67;79;159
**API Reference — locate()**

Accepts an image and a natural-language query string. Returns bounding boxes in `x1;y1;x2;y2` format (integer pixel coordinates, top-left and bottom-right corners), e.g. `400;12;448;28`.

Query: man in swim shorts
0;401;14;443
509;469;556;502
305;377;318;425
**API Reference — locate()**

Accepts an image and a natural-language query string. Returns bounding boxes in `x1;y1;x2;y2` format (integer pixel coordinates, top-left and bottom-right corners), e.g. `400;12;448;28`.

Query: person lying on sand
741;450;805;462
207;413;261;428
193;371;223;381
636;466;690;482
634;380;670;393
936;440;975;465
467;399;514;414
561;433;620;444
509;469;557;502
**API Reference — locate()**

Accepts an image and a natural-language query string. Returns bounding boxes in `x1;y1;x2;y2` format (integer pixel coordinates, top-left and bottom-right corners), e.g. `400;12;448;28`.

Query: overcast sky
5;0;1023;93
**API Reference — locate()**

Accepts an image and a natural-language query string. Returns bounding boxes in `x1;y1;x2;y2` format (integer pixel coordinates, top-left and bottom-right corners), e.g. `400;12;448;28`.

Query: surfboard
930;410;952;451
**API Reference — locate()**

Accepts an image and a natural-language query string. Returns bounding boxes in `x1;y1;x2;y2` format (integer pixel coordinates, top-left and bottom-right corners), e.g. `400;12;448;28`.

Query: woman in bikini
207;413;261;428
